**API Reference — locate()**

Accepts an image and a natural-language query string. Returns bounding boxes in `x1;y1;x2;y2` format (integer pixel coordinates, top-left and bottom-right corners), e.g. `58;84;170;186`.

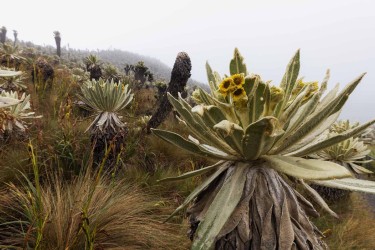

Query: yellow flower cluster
218;74;247;102
292;79;319;101
270;86;284;104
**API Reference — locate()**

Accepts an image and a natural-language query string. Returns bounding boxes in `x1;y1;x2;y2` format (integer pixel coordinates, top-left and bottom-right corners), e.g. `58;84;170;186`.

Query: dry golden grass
132;88;158;115
313;193;375;250
0;169;191;249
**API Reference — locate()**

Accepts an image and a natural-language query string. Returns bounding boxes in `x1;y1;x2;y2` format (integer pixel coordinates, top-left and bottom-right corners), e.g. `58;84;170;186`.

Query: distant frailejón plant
0;26;7;44
31;57;55;90
84;54;102;81
0;69;41;140
152;48;375;249
133;61;154;86
53;31;61;57
0;43;25;69
12;30;18;46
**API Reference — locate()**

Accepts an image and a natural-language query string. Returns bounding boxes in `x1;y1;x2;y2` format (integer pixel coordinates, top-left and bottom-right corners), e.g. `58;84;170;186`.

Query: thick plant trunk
0;27;6;44
134;68;147;85
188;165;327;250
89;66;102;81
311;161;350;202
310;184;349;202
31;58;55;89
146;52;191;133
91;127;127;171
54;36;61;57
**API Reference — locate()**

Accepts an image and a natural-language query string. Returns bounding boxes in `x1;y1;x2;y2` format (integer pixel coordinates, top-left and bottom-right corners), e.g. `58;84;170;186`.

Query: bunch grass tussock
0;140;30;183
313;193;375;250
0;169;190;249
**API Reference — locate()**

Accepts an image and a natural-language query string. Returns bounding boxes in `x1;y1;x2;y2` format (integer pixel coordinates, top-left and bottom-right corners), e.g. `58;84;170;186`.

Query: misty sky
2;0;375;122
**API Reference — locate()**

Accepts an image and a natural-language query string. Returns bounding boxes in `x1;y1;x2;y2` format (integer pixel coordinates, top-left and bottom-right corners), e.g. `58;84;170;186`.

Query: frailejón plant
152;49;375;249
310;120;373;200
0;68;27;90
0;90;41;137
0;69;22;108
311;120;373;175
78;78;133;167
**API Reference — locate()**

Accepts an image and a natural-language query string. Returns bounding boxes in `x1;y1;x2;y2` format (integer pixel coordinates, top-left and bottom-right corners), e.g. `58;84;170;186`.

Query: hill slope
19;41;205;88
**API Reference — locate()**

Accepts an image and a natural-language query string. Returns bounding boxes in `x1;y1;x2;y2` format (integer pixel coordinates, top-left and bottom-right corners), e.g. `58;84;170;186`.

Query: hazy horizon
2;0;374;122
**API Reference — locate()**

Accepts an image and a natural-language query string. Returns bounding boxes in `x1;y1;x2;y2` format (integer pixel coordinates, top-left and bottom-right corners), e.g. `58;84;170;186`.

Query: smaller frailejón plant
0;91;41;139
152;49;375;249
0;68;27;90
0;43;25;69
312;120;373;175
78;78;133;168
0;68;40;139
310;120;373;200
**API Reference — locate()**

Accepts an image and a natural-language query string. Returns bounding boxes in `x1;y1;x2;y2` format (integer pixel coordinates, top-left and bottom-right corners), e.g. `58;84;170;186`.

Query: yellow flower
292;78;305;95
218;77;235;96
232;87;247;102
270;86;284;104
231;73;245;87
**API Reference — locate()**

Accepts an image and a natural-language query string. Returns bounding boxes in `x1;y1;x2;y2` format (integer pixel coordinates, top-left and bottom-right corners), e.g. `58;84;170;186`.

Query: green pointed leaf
153;129;217;159
283;111;340;154
152;129;235;160
174;93;238;155
192;163;248;250
275;49;300;118
202;105;227;127
298;179;338;218
206;62;218;94
171;93;238;155
158;161;225;183
274;92;322;153
329;73;366;115
313;178;375;194
198;88;215;106
247;81;270;123
243;74;260;100
262;155;352;180
167;93;215;144
289;119;375;157
242;117;280;160
193;105;242;153
195;90;238;123
229;48;247;75
273;74;365;154
0;96;21;108
0;69;22;77
349;162;373;174
280;49;300;92
317;83;339;111
279;84;310;124
165;162;231;222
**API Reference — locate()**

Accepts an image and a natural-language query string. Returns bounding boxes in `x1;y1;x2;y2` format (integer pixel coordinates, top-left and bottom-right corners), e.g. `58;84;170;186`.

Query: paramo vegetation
0;27;374;249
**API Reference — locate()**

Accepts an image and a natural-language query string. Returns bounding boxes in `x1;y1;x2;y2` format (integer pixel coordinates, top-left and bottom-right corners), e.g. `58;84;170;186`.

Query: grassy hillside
0;34;374;249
